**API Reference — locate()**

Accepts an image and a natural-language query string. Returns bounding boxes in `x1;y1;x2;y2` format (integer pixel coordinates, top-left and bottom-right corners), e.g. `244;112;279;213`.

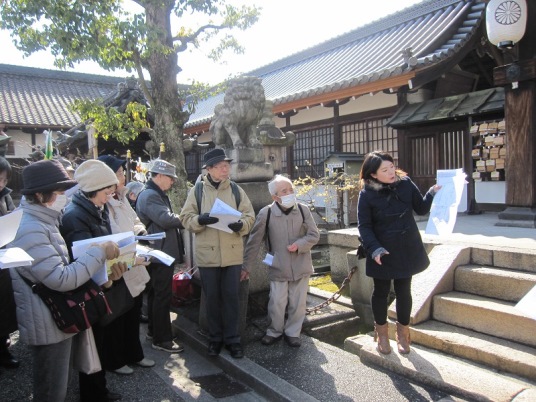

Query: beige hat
75;159;119;192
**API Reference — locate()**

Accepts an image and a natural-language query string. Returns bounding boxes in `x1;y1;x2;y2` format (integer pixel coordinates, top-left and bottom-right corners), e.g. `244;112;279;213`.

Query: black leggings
371;277;412;326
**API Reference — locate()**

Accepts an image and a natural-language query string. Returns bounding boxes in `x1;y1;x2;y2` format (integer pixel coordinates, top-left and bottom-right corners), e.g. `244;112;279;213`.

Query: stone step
312;264;330;274
408;320;536;381
433;291;536;348
310;249;323;260
455;265;536;302
478;249;536;274
345;334;536;402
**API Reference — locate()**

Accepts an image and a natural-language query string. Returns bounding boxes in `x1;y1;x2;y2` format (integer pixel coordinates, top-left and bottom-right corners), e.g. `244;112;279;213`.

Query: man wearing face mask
242;175;319;348
179;148;255;359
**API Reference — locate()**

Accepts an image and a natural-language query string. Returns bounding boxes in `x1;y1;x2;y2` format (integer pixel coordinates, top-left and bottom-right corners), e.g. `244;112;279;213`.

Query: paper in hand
208;198;242;233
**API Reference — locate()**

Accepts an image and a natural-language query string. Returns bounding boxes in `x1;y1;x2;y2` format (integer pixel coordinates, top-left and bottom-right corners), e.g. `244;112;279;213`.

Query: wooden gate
399;122;469;194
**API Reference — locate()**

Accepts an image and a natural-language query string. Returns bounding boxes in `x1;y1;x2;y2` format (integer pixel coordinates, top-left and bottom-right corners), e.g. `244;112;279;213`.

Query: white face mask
47;194;68;213
279;193;296;209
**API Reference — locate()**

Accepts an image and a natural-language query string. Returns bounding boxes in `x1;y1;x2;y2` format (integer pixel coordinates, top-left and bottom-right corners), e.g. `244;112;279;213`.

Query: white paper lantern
486;0;527;49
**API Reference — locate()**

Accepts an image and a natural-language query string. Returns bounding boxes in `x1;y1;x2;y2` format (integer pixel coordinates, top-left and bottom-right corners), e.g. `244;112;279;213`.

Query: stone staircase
407;258;536;382
345;245;536;401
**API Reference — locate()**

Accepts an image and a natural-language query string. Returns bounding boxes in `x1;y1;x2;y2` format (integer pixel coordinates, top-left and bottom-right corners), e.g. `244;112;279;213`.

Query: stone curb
172;315;320;402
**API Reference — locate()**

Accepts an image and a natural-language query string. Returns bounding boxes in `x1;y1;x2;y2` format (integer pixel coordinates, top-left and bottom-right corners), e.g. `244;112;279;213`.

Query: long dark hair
359;150;406;185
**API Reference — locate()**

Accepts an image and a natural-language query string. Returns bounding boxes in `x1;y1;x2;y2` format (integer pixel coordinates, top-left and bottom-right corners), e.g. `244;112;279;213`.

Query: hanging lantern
486;0;527;49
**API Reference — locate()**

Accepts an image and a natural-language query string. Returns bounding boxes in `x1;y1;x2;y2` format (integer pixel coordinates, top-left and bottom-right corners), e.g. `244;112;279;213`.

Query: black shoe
0;353;20;369
207;342;222;356
225;343;244;359
106;391;122;401
284;335;301;348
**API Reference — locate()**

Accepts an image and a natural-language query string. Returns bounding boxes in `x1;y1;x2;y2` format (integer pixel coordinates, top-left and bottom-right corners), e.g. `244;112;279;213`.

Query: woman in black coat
357;151;440;355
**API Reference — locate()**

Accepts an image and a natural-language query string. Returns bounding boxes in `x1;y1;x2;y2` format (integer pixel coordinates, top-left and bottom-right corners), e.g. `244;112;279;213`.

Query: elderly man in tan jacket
242;175;320;348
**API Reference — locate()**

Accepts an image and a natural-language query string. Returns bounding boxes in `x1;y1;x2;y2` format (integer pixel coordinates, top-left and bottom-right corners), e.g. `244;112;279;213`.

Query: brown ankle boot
374;322;391;354
396;322;411;354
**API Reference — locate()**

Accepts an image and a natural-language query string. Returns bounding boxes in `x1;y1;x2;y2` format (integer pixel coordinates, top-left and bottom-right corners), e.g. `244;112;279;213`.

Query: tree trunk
144;2;189;208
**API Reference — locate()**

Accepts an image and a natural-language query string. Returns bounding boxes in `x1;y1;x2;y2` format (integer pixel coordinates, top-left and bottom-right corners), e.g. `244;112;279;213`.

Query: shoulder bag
19;274;112;334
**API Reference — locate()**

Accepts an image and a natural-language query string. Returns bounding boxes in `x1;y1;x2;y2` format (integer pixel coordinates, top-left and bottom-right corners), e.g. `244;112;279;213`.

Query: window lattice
292;126;334;179
341;118;398;164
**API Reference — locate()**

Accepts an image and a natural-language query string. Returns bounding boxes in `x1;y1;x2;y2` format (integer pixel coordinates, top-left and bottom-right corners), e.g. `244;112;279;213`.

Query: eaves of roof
185;0;485;133
387;87;505;127
0;64;124;128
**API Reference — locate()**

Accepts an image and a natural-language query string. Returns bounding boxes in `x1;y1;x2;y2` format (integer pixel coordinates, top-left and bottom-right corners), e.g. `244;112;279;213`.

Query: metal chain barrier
306;265;358;315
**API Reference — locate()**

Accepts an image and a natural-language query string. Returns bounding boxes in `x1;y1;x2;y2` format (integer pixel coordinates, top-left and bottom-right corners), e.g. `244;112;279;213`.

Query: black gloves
228;220;243;233
198;213;219;225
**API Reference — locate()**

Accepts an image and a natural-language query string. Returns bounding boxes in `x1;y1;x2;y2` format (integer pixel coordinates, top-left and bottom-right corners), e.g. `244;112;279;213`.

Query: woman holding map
357;150;440;355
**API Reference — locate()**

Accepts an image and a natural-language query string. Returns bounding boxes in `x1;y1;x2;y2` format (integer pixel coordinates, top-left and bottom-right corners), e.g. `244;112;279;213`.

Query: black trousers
371;277;412;326
147;263;173;344
199;265;241;345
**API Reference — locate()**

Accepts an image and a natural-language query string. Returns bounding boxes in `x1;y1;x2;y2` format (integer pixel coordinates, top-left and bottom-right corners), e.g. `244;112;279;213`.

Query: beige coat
107;187;146;235
179;175;255;267
243;202;320;282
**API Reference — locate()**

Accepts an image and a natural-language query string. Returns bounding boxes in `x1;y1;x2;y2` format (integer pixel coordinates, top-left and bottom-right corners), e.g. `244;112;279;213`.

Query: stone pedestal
228;148;273;183
496;207;536;228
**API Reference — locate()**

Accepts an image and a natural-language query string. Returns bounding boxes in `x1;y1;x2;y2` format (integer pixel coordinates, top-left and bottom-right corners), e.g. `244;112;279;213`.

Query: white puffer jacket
9;199;107;346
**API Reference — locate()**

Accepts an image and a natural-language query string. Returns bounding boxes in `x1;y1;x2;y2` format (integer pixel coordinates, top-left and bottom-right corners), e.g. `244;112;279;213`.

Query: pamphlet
135;232;166;241
72;231;136;285
208;198;242;233
425;169;467;236
136;244;175;266
0;209;35;269
262;253;274;267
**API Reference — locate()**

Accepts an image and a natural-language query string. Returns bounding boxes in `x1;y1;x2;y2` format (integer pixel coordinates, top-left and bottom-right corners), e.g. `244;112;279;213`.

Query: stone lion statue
210;76;265;149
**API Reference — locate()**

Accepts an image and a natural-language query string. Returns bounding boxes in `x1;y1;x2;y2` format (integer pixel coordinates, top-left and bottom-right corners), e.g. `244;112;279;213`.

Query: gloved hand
198;213;219;225
228;220;243;233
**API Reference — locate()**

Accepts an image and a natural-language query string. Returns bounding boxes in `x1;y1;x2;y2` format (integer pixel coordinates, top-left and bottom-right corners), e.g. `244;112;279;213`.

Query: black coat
357;176;434;280
60;191;112;259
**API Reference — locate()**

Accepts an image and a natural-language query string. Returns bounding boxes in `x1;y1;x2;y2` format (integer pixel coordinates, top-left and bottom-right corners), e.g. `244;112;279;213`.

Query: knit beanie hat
75;159;119;192
21;159;77;195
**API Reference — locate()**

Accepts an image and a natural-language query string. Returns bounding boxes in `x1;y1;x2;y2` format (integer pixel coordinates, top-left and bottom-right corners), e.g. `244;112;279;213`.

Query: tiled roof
0;64;124;128
186;0;485;129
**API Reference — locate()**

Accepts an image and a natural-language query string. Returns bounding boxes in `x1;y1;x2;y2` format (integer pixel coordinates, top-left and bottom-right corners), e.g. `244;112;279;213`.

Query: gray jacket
9;199;107;346
243;202;320;281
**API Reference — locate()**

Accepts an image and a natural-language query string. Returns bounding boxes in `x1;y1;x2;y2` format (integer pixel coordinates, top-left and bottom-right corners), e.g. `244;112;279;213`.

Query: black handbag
20;274;112;334
98;277;135;326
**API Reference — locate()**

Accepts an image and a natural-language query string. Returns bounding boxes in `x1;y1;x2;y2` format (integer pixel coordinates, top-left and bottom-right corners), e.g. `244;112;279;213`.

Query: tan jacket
179;175;255;267
243;202;320;282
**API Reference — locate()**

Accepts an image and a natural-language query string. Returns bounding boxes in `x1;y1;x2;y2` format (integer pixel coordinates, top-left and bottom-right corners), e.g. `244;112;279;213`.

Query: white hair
268;174;293;196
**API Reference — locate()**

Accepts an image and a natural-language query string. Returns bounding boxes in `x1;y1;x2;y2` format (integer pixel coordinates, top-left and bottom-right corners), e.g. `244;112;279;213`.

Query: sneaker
152;341;184;353
135;358;155;368
113;365;133;375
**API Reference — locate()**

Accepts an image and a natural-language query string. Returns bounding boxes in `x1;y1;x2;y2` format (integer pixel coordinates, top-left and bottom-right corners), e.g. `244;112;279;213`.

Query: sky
0;0;425;85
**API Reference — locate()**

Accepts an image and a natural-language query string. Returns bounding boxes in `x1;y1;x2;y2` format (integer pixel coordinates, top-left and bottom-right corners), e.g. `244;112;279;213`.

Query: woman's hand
240;270;250;281
100;241;120;260
135;256;151;266
108;261;128;281
374;251;389;265
432;184;442;194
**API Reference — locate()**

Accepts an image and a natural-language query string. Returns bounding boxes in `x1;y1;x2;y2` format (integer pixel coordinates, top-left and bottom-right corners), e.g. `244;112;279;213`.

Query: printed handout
207;198;242;233
425;169;467;236
0;209;34;269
